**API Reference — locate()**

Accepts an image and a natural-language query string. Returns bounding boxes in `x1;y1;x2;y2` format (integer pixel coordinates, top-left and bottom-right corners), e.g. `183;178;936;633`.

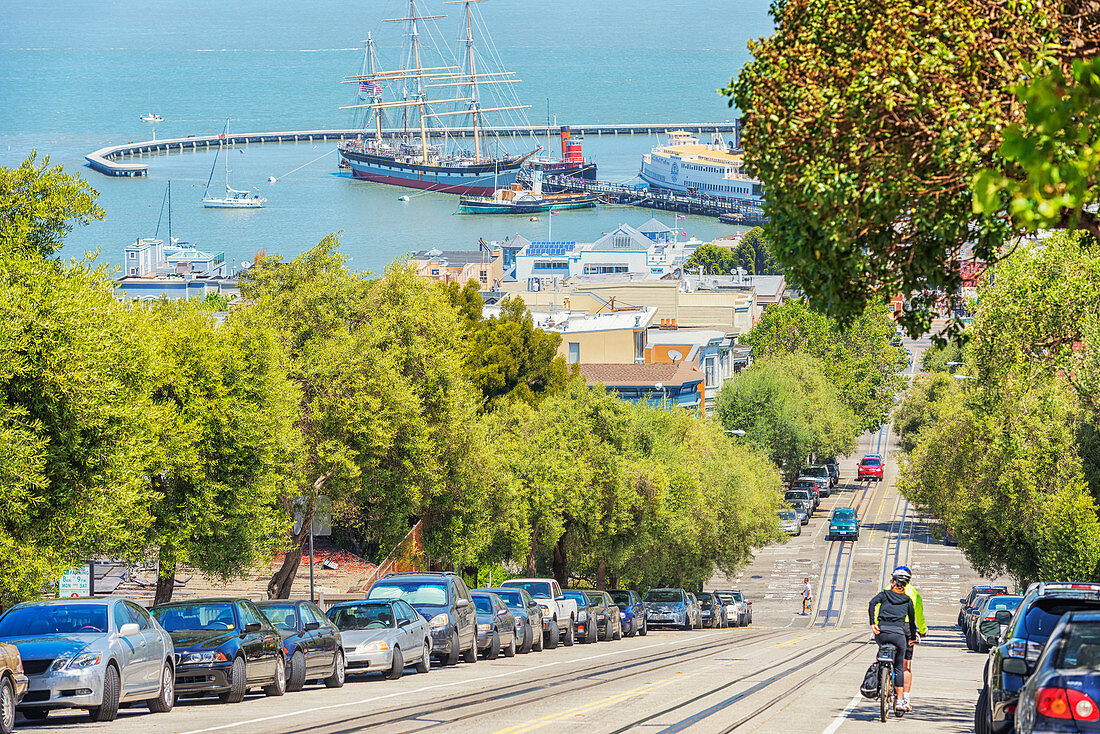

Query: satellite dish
241;261;252;269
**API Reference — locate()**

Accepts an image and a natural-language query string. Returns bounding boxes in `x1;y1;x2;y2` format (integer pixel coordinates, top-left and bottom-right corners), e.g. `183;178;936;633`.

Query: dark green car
827;507;859;541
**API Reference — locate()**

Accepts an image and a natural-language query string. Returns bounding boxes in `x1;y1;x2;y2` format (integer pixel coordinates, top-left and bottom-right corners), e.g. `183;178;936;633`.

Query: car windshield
258;604;301;631
861;457;881;466
608;591;632;606
151;603;236;632
985;596;1023;613
833;509;856;519
491;590;525;608
644;590;683;603
1025;598;1100;639
802;467;828;477
368;581;448;606
698;596;713;608
0;604;110;636
327;603;395;631
503;581;552;599
563;591;588;605
473;596;494;614
778;511;796;520
792;481;814;489
731;592;743;602
1056;621;1100;670
785;491;809;499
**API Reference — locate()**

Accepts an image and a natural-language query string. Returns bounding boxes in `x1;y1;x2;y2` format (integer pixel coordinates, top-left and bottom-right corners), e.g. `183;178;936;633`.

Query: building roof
579;361;704;388
646;328;729;347
484;304;657;334
638;217;673;235
588;224;653;252
412;250;494;268
745;274;786;299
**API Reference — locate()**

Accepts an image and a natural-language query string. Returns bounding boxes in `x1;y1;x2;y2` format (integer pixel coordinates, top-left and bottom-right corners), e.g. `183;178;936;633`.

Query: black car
366;572;478;666
962;585;1010;627
477;587;544;653
608;590;648;637
255;600;344;691
978;582;1100;734
1013;610;1100;734
697;592;724;628
562;590;601;644
150;598;286;703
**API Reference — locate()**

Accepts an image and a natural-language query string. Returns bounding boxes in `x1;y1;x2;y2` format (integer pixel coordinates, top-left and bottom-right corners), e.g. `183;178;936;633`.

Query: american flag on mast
359;80;383;97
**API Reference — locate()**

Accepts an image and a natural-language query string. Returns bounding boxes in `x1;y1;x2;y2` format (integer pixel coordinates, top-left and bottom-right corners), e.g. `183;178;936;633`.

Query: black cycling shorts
875;628;906;687
904;639;915;660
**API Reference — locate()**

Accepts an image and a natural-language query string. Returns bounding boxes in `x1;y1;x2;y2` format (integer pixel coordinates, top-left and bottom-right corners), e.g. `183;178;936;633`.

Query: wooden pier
84;122;738;177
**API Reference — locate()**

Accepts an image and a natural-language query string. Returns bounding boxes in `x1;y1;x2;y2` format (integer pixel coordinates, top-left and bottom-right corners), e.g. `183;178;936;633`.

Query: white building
122;238;228;278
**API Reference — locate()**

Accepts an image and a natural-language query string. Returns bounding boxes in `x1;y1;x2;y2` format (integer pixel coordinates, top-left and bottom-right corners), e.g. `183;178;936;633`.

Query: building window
534;260;568;271
612;235;630;249
705;357;716;386
128;252;136;259
583;264;629;275
129;268;136;275
567;342;580;365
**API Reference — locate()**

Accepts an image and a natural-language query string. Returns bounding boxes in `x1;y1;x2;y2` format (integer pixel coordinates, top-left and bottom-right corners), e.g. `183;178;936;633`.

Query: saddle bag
860;662;880;699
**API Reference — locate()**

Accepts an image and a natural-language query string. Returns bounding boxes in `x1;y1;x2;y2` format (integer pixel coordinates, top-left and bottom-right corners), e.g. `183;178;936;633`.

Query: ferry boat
337;2;538;196
639;131;763;201
458;171;597;214
526;126;597;181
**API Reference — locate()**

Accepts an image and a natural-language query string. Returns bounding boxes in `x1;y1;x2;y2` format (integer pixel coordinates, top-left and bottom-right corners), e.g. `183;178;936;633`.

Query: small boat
202;120;266;209
458;170;596;214
140;113;164;123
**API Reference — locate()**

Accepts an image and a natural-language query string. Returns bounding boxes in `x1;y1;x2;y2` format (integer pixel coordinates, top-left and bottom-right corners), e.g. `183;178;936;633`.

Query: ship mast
464;0;481;162
366;34;383;141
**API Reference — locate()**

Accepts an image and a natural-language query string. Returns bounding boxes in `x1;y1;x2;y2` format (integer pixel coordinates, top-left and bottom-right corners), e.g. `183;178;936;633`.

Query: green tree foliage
684;243;735;275
892;373;957;453
732;227;780;276
920;341;964;373
741;300;906;431
141;301;302;604
728;0;1073;338
715;354;860;478
0;152;104;259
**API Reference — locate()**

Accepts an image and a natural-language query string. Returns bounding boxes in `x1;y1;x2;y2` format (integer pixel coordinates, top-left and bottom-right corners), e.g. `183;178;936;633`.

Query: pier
540;174;768;226
84;122;738;177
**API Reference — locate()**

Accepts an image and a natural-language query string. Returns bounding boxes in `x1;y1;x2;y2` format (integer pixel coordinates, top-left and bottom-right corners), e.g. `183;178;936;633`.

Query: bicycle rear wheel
879;664;891;722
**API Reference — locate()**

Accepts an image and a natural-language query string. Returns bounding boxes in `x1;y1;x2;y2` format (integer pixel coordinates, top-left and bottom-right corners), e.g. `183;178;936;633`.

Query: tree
684;243;735;275
920;341;964;373
732;227;780;276
0;152;104;259
892;372;957;453
741;299;907;431
141;301;301;604
727;0;1078;338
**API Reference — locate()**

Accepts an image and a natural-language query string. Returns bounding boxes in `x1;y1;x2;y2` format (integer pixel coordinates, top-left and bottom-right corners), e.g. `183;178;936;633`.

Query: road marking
821;693;862;734
176;637;716;734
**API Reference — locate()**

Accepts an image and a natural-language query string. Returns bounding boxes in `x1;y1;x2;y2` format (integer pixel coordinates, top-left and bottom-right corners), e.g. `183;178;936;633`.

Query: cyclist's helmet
891;566;912;585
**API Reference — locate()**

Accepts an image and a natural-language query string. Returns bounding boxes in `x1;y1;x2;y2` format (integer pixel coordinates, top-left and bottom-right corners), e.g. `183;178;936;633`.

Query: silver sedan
0;597;175;723
326;599;432;681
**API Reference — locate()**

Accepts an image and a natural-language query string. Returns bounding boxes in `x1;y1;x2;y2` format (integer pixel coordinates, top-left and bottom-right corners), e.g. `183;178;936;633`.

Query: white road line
821;693;862;734
178;635;723;734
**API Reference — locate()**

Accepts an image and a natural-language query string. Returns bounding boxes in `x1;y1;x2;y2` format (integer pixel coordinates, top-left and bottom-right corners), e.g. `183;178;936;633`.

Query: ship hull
458;193;597;214
342;148;525;196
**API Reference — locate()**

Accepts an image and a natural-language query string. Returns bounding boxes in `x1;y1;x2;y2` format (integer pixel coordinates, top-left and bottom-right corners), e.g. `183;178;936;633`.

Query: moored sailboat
202;120;266;209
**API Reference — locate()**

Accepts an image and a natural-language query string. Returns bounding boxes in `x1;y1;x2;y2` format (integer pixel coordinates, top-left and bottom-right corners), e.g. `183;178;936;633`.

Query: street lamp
653;382;668;406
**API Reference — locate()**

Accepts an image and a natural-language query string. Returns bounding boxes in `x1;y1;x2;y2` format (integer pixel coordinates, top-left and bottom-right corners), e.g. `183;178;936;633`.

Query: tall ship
337;0;538;195
639;131;763;201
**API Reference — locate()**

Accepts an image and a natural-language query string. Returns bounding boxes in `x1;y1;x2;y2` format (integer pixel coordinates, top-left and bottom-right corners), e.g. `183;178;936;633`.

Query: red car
790;478;820;506
857;455;884;481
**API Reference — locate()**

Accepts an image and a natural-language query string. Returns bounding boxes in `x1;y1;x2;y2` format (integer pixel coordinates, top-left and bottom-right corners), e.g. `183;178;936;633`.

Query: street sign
293;495;332;537
58;566;90;598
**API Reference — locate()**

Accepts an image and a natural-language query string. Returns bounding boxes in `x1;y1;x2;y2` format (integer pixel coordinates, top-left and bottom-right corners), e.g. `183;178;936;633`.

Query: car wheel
505;632;516;658
263;654;286;696
563;618;575;646
443;629;461;666
614;620;622;640
545;619;559;649
975;686;992;734
485;632;501;660
461;636;478;664
415;640;431;674
325;650;346;688
534;624;544;652
587;621;598;644
639;618;648;636
386;646;404;681
286;650;307;692
219;655;248;703
520;626;533;654
0;676;15;734
20;708;48;721
147;661;175;713
88;663;121;722
682;619;692;631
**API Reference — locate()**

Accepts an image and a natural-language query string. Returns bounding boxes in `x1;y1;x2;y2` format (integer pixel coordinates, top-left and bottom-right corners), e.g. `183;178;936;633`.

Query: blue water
0;0;774;272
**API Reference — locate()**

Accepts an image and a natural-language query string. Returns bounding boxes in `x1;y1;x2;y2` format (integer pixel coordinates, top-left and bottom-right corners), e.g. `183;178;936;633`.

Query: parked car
644;588;694;630
686;593;703;629
857;454;884;481
586;591;622;641
961;585;1010;627
255;599;344;691
150;598;284;704
822;456;841;485
1;598;175;722
790;479;820;508
478;587;544;653
500;578;577;648
562;590;599;643
827;507;860;541
608;590;647;637
800;465;834;494
715;590;752;627
366;572;478;666
964;594;995;641
0;641;27;734
325;599;431;680
978;582;1100;734
471;592;517;659
973;596;1024;654
778;509;802;536
1014;610;1100;734
785;489;815;517
697;592;724;628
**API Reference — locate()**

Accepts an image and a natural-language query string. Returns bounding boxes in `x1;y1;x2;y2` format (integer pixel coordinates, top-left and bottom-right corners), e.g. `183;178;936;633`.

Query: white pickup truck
501;578;576;647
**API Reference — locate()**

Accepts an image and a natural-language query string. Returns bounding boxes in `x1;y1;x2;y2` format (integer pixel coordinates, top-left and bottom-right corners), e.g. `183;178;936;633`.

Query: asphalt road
21;342;999;733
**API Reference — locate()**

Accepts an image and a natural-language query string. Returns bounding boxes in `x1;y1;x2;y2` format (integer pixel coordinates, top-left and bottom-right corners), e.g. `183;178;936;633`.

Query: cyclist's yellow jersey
874;584;927;636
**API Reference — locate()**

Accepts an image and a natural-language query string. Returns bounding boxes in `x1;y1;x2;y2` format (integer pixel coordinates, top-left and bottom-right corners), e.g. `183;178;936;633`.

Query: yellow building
411;248;504;290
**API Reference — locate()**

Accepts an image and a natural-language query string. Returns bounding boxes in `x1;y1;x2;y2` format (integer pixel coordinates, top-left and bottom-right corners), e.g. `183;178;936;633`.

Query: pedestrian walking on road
801;578;813;615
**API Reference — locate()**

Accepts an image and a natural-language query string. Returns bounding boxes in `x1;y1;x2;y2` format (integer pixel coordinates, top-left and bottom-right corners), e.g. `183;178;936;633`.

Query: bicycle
876;641;898;722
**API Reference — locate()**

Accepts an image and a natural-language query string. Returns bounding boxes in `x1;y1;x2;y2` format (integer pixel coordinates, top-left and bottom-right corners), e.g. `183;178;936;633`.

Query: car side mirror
456;598;470;609
1002;657;1028;675
959;598;967;605
398;618;411;627
995;610;1013;624
303;621;320;632
985;634;1000;646
496;609;509;616
119;623;140;637
244;622;262;633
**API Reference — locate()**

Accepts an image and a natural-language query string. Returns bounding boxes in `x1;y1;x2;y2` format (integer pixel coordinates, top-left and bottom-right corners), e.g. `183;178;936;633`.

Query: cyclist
869;568;918;716
801;577;813;615
888;566;926;713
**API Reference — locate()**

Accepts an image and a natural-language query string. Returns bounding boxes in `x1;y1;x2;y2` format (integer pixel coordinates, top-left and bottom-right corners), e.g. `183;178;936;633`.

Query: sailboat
202;120;266;209
337;0;538;195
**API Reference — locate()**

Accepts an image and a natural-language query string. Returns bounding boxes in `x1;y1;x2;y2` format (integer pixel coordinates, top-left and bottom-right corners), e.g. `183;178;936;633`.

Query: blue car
643;588;693;631
1014;610;1100;733
255;600;345;691
608;590;647;637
